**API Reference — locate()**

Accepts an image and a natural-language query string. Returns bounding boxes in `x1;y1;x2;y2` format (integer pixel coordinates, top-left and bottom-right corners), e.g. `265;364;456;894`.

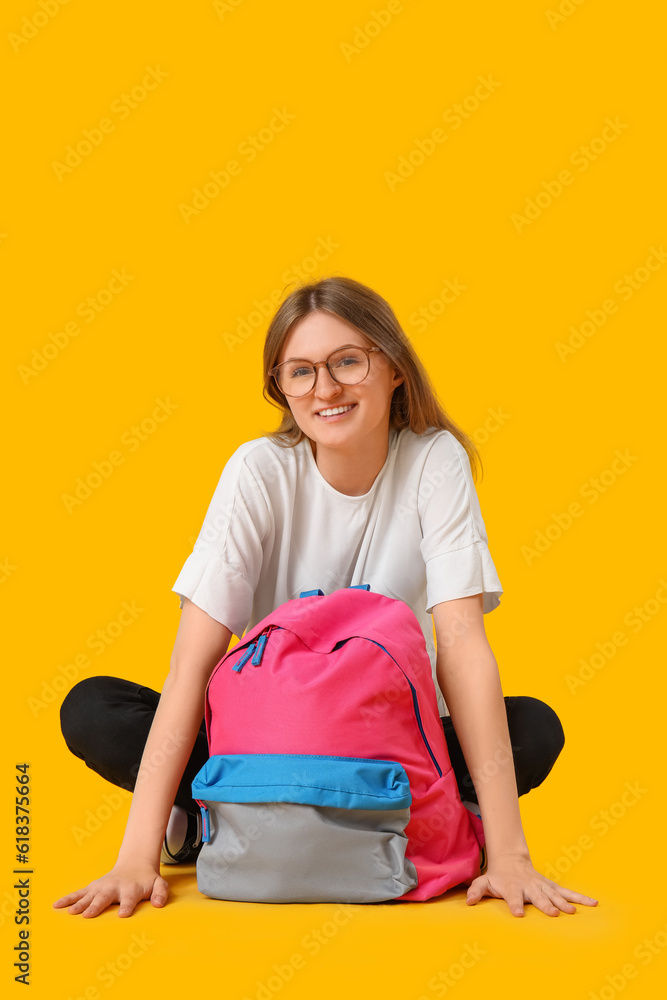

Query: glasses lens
328;347;368;384
276;360;316;397
275;347;371;397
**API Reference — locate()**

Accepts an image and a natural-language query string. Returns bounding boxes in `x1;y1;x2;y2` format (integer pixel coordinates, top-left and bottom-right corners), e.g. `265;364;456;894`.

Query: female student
54;275;597;919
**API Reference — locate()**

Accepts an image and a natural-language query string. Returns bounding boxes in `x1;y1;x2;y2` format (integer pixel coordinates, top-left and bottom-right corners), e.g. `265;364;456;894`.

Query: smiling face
275;311;404;452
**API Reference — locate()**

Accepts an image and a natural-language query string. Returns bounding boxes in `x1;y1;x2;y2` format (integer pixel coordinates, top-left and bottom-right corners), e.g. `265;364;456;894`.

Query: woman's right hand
53;860;169;918
54;601;232;921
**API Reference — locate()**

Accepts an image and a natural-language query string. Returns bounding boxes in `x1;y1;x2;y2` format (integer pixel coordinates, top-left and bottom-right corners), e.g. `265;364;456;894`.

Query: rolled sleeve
419;432;503;616
171;445;272;638
172;541;255;639
424;541;503;615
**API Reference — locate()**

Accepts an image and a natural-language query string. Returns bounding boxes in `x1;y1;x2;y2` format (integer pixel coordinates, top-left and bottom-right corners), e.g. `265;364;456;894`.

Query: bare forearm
437;645;530;861
115;669;209;866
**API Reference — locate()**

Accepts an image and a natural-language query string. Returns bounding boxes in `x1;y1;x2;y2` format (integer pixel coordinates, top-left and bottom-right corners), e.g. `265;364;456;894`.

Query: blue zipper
231;626;276;673
195;798;210;842
231;642;256;673
251;632;269;665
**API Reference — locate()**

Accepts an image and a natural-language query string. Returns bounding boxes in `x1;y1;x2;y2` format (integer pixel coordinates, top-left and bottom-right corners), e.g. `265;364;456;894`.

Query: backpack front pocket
191;753;419;903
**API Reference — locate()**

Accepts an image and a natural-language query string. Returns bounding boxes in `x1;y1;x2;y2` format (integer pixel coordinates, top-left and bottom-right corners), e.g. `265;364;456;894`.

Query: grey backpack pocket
191;753;419;903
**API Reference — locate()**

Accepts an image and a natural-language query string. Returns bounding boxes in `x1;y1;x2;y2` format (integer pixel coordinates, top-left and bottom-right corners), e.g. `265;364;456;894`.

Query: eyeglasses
268;345;382;398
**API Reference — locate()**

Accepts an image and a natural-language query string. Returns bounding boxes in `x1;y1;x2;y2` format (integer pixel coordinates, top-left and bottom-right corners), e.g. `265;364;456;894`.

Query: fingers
67;892;99;916
515;881;598;917
542;887;576;915
53;879;114;916
78;888;120;919
465;872;595;918
510;881;581;918
467;877;524;917
465;875;488;906
528;885;564;917
150;877;169;909
53;893;90;912
53;874;162;919
117;879;166;917
543;879;599;906
118;890;142;918
84;884;149;919
494;883;547;918
53;889;89;908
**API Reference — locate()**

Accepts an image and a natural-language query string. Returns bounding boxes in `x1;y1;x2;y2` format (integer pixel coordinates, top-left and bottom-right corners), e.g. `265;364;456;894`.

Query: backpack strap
299;584;371;598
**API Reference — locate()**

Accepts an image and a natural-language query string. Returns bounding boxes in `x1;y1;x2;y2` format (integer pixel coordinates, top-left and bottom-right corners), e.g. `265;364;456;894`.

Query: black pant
60;676;565;814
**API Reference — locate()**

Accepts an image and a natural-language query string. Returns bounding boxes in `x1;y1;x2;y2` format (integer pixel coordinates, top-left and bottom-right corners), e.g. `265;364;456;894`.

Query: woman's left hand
465;854;599;917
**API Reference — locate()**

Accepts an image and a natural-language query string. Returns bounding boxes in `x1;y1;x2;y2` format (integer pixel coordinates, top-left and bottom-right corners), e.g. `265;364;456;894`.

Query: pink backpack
192;585;485;903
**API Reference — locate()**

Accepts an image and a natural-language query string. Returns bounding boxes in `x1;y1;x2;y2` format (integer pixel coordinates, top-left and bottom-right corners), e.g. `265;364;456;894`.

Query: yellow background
2;0;666;996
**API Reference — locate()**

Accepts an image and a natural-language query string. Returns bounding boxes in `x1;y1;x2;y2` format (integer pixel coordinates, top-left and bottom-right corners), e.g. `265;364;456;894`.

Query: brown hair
261;275;483;482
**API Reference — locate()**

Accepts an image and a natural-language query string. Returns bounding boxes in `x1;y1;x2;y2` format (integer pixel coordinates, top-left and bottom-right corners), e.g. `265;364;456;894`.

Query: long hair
261;275;483;482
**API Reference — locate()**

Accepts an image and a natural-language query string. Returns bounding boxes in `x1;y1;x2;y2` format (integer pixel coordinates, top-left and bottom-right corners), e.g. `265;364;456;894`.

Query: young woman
54;276;597;919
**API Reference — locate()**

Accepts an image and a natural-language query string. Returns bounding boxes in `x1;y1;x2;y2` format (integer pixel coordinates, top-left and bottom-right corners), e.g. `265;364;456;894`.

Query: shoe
460;799;487;875
460;798;481;820
160;806;203;865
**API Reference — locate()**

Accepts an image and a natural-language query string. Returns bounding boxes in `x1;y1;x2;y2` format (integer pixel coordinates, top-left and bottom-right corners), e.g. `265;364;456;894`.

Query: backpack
191;584;485;903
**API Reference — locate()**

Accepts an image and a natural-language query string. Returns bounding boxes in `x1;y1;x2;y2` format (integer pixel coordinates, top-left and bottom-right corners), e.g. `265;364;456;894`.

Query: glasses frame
268;344;382;398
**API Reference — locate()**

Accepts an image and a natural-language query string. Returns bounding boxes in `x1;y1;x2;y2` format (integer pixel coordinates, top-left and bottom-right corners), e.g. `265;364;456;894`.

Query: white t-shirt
171;425;503;717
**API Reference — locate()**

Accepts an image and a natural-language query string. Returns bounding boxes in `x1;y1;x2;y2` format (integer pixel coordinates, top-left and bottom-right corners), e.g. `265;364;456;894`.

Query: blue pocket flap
191;753;411;810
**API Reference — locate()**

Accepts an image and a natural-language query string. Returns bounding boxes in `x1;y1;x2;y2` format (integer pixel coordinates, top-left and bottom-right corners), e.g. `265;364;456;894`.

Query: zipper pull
231;642;256;673
251;627;273;666
195;799;210;843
